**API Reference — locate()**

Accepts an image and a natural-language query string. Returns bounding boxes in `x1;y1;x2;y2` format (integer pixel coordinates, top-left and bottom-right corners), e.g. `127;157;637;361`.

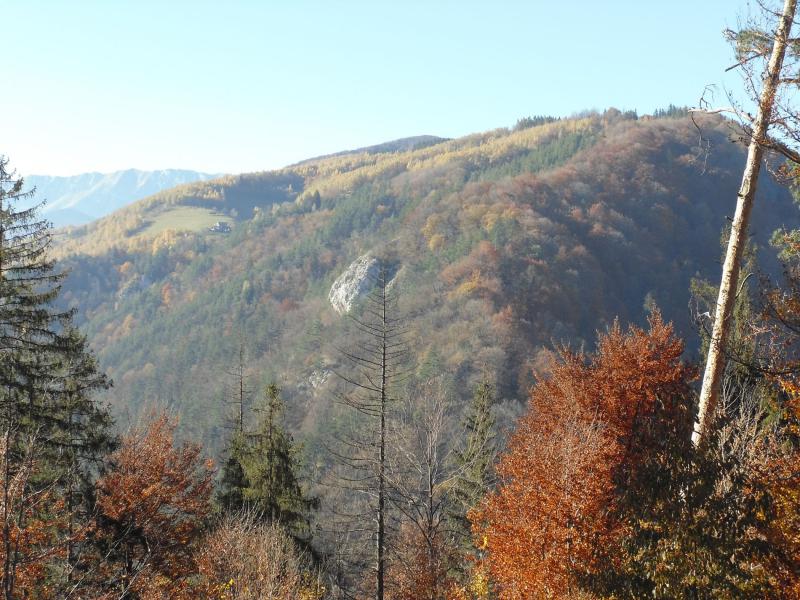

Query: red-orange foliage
755;247;800;594
94;412;214;598
751;409;800;597
751;381;800;596
472;314;695;598
385;524;460;600
0;434;69;599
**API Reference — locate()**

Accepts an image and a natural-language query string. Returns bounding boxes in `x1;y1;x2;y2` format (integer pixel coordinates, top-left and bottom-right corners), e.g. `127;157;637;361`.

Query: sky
5;1;749;176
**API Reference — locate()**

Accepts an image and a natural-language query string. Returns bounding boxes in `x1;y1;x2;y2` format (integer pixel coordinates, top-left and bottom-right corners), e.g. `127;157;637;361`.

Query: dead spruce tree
694;0;800;443
329;260;407;600
217;339;253;513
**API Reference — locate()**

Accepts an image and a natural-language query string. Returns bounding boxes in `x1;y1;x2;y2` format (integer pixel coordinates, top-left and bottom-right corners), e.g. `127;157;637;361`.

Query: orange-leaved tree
748;391;800;597
93;412;214;599
753;238;800;594
471;313;695;599
385;522;461;600
0;431;70;599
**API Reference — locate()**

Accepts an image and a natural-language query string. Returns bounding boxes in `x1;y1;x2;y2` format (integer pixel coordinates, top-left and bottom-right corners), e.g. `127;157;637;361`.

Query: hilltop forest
56;109;795;444
2;102;800;598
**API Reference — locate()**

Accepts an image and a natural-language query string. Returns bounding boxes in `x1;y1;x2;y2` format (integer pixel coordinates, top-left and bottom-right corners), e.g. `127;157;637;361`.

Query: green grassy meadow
141;206;233;236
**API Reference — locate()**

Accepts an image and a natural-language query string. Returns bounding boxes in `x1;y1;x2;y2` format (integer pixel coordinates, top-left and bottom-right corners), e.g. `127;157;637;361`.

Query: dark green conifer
0;156;114;595
448;380;496;549
217;433;250;513
0;156;113;483
243;383;316;538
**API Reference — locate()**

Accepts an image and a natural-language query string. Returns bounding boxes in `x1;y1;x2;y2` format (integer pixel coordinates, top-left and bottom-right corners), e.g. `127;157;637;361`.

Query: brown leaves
385;521;461;600
94;412;214;597
749;388;800;597
195;512;323;600
472;313;695;598
0;432;70;599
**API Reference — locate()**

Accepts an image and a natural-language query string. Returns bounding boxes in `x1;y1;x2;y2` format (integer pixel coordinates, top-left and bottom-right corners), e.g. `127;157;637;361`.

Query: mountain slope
291;135;450;166
56;110;797;452
26;169;220;226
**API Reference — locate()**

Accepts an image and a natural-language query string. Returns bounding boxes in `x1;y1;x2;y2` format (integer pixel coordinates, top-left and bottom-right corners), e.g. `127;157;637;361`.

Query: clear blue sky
5;1;747;176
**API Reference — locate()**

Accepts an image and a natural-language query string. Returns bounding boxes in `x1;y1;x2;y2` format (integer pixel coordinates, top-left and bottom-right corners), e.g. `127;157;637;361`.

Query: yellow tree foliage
195;513;323;600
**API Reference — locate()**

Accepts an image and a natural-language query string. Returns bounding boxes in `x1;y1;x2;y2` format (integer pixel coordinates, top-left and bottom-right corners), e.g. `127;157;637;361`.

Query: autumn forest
3;2;800;599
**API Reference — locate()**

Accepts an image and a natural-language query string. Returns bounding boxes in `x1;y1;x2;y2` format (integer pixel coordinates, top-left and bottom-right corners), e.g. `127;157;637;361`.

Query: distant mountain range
24;169;220;227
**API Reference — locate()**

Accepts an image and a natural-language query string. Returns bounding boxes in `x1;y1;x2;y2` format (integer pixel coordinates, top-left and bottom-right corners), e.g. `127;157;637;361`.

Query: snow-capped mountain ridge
24;169;220;227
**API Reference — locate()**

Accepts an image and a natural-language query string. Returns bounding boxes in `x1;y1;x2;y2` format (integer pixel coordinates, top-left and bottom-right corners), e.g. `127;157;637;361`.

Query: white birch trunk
694;0;798;445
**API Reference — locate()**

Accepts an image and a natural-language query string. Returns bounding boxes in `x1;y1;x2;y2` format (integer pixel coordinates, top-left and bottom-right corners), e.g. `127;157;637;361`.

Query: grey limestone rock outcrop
308;369;332;390
328;254;380;314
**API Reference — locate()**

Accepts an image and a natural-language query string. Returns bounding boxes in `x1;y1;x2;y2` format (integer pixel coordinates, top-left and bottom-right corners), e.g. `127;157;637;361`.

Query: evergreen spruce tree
0;157;112;463
448;380;496;550
0;157;114;597
216;433;250;514
243;383;316;539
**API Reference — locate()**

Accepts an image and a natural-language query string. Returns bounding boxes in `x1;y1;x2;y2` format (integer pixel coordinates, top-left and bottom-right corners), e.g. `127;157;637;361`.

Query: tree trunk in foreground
695;0;798;445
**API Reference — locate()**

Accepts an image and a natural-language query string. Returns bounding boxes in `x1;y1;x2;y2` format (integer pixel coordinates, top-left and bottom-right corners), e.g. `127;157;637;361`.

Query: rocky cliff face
328;254;380;314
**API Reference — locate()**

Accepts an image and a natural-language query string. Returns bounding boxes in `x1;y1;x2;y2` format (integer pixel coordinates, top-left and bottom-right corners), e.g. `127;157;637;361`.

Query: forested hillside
55;109;796;450
11;0;800;594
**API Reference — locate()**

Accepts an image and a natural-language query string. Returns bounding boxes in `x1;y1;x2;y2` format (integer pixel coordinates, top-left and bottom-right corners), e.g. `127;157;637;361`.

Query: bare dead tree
224;338;252;434
692;0;800;444
383;377;499;599
386;378;461;599
328;260;407;600
217;338;254;515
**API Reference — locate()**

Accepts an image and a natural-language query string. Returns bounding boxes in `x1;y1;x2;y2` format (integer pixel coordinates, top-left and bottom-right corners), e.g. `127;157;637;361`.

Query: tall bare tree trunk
376;328;386;600
695;0;798;445
331;261;403;600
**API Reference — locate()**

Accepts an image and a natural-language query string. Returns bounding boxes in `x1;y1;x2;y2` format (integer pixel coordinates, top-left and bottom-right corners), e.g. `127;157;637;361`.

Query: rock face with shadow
328;254;401;315
329;254;380;315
